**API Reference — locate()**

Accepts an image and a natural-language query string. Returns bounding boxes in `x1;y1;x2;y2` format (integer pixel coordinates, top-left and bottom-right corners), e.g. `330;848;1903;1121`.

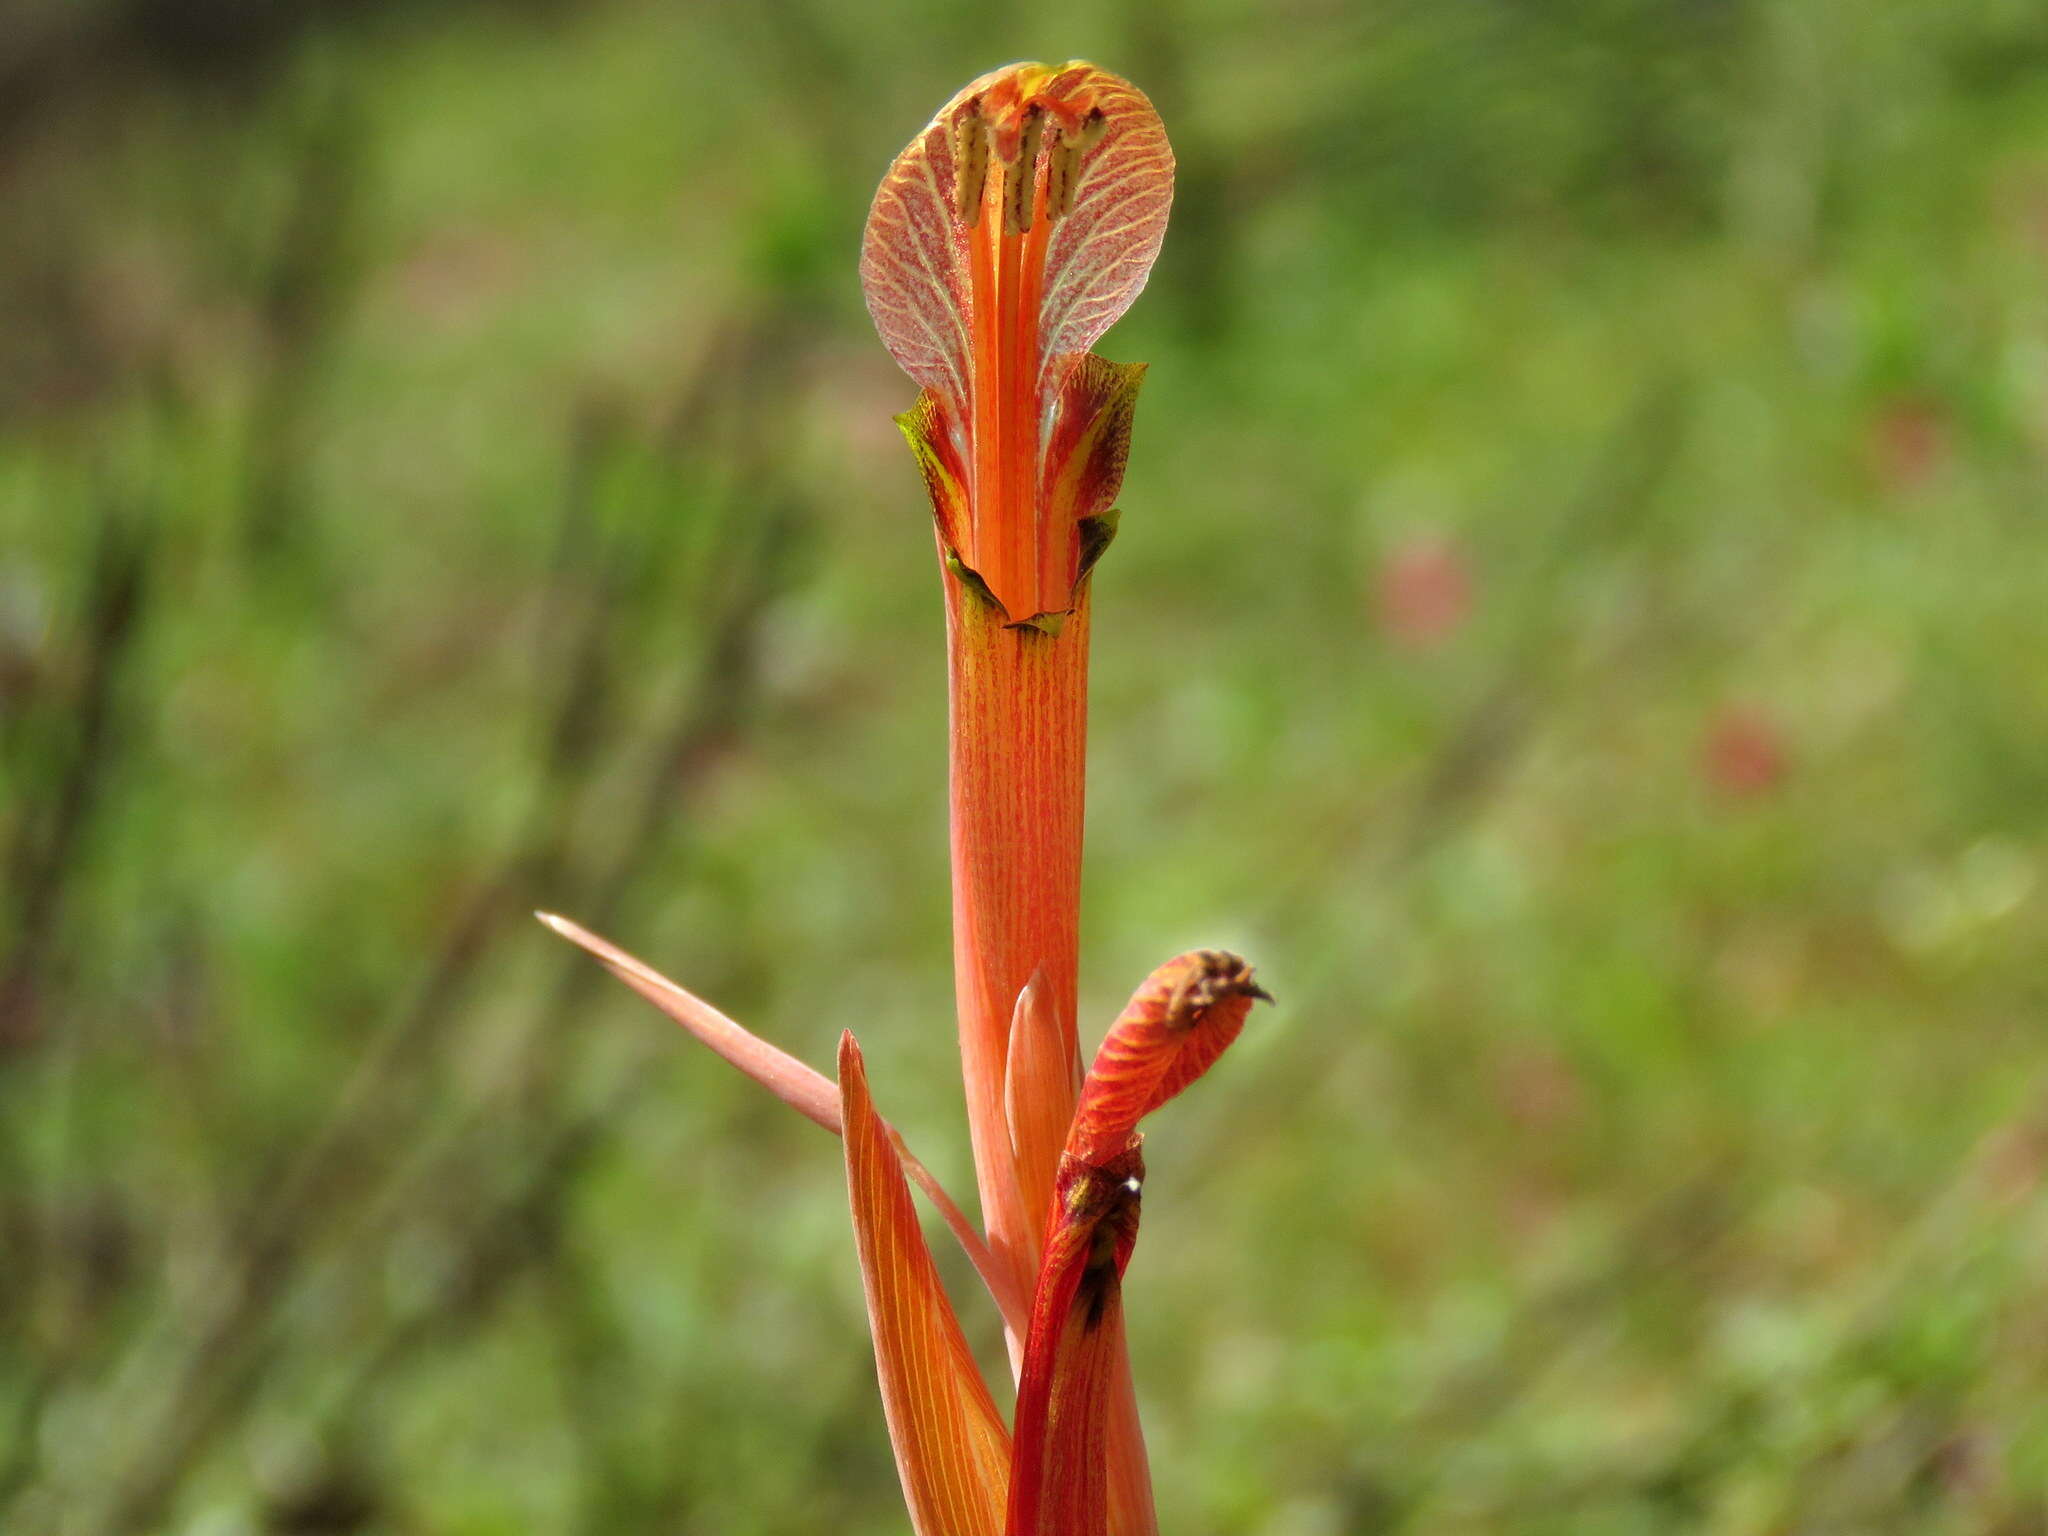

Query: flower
861;61;1172;629
540;912;1262;1534
544;60;1263;1536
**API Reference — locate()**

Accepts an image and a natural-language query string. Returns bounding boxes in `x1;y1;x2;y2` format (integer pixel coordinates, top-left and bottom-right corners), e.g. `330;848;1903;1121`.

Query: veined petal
1042;355;1145;529
1033;71;1173;378
841;1033;1012;1536
1067;949;1269;1169
1038;355;1145;616
863;62;1172;621
861;62;1172;414
538;911;1028;1337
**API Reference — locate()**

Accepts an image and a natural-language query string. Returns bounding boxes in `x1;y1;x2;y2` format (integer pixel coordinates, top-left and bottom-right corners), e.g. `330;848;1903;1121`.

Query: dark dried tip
1176;950;1271;1014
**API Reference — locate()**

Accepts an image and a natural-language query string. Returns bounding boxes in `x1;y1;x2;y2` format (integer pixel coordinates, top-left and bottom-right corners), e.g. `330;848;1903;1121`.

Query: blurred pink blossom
1869;393;1950;492
1701;703;1790;800
1375;530;1474;650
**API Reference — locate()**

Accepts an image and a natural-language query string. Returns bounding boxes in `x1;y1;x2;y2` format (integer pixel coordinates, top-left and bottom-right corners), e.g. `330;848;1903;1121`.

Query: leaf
841;1033;1012;1536
537;911;1028;1337
537;911;836;1128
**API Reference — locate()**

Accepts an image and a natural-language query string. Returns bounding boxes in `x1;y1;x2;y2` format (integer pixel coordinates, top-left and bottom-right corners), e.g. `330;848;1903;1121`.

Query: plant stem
945;580;1088;1314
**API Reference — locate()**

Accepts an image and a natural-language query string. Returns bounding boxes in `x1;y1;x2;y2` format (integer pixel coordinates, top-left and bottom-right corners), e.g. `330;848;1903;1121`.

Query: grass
3;0;2048;1530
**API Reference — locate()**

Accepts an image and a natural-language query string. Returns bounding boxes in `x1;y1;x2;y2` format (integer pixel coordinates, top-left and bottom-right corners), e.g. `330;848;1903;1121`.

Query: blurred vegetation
4;0;2048;1531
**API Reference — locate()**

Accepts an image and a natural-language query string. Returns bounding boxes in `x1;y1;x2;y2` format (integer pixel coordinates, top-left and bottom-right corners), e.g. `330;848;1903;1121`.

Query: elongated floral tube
866;63;1173;1536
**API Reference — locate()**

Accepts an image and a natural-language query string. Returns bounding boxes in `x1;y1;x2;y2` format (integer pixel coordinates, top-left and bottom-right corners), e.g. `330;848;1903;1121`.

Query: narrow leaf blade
539;911;1028;1335
537;910;836;1129
841;1033;1012;1536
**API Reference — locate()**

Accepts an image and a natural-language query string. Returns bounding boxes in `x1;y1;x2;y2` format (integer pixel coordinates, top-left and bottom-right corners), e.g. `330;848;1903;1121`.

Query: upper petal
860;61;1174;411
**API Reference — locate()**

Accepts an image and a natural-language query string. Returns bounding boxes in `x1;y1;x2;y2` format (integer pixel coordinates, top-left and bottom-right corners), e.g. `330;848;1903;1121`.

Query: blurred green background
5;0;2048;1531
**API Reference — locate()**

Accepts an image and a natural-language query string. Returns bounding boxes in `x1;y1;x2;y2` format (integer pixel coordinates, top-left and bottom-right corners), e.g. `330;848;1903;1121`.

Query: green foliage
4;1;2048;1530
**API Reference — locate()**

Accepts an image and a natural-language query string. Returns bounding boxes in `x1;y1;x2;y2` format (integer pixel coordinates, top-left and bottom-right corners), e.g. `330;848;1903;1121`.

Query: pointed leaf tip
538;909;840;1131
540;914;1028;1335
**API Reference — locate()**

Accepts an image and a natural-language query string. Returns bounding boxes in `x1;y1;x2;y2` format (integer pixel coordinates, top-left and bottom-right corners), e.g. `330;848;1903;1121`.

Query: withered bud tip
1169;949;1267;1017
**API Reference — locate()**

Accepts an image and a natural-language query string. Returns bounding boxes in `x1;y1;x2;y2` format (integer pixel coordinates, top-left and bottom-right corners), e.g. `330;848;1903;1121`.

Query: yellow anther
1046;137;1083;223
1004;103;1045;236
952;98;990;225
1043;107;1108;225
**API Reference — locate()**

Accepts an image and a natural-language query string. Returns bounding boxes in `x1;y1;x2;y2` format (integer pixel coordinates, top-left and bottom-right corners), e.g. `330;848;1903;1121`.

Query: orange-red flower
544;60;1263;1536
542;913;1264;1535
1007;953;1267;1534
862;61;1171;628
